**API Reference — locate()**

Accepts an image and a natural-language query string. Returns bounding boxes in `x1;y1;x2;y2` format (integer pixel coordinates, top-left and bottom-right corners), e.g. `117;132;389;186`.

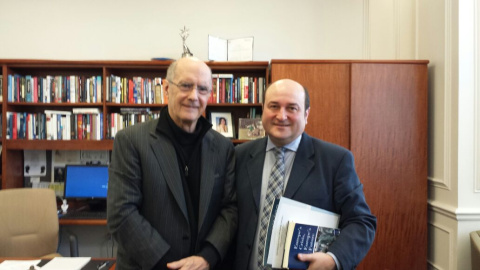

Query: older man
108;57;237;270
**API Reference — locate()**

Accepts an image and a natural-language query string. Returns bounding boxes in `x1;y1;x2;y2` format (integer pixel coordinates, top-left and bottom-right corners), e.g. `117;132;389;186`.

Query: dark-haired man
235;79;376;270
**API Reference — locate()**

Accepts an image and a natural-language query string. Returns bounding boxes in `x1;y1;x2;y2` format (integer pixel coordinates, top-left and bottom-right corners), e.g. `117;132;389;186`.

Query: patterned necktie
258;147;286;269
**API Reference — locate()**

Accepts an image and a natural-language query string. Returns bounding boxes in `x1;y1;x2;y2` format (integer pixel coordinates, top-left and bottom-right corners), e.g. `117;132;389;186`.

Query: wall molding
428;177;450;190
425;0;455;191
475;0;480;193
442;0;454;191
429;200;480;221
427;221;453;270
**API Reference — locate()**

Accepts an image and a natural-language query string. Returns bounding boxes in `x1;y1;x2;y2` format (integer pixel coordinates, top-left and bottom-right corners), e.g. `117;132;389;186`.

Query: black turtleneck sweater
154;106;218;269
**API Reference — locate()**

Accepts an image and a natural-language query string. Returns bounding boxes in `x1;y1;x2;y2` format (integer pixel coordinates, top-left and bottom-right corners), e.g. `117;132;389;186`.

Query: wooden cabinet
271;59;428;270
0;59;268;189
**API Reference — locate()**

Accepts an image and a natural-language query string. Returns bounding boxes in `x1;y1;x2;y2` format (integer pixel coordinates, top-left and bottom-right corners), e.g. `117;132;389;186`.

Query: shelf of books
0;59;269;188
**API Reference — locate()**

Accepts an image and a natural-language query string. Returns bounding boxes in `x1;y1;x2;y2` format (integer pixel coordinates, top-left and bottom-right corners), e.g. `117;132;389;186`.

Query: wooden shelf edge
271;59;430;65
59;218;107;226
207;103;263;107
5;139;114;150
7;102;103;107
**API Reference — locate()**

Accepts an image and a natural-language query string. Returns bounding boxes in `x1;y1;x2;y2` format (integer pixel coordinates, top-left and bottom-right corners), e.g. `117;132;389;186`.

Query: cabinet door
270;62;350;149
351;63;428;270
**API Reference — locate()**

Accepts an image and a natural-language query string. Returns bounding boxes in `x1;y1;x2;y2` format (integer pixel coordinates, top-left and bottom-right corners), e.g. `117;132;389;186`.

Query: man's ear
305;108;310;124
164;79;170;95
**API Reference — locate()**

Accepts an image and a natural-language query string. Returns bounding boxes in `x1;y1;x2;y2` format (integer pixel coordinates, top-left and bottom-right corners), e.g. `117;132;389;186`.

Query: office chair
0;188;61;258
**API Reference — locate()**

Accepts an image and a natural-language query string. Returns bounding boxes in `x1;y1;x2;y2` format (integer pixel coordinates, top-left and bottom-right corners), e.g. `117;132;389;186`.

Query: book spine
97;75;102;102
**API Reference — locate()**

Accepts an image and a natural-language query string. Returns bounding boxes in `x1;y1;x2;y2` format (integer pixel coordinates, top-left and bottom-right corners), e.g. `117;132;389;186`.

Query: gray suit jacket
107;119;237;270
234;133;376;270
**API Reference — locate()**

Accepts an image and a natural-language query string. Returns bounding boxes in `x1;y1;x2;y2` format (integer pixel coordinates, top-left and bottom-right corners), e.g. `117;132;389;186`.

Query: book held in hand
282;221;340;269
264;197;340;268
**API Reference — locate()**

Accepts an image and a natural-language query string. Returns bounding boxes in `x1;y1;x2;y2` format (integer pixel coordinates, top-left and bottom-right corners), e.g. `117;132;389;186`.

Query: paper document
0;260;41;270
208;35;228;61
41;257;91;270
208;35;254;61
264;197;340;268
227;37;253;61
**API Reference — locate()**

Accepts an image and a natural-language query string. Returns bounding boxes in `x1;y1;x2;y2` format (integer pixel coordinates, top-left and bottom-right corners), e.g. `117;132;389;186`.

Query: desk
58;219;112;258
0;257;115;270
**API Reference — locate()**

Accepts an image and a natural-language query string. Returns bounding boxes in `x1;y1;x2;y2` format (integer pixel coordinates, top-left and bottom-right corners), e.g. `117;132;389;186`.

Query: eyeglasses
168;80;211;96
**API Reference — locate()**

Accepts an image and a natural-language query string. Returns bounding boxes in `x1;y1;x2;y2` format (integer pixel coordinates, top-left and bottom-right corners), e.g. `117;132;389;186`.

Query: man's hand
297;252;336;270
166;256;209;270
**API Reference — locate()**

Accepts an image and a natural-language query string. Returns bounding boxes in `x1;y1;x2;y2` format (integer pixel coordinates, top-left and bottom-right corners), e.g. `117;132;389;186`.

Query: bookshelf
0;59;269;189
1;59;429;269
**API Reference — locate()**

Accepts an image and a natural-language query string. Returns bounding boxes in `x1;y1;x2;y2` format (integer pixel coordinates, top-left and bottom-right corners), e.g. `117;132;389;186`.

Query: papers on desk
41;257;91;270
0;260;41;270
0;257;92;270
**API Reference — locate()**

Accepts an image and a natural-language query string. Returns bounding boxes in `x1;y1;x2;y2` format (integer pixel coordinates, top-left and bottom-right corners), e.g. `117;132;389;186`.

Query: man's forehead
267;99;301;107
266;86;304;102
175;63;211;79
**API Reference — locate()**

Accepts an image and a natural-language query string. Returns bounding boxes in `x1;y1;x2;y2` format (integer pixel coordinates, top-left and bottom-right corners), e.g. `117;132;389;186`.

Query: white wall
2;0;479;269
0;0;367;61
418;0;480;269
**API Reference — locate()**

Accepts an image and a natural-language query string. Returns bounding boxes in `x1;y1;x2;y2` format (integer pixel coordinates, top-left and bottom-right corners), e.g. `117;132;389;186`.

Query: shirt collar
266;134;302;152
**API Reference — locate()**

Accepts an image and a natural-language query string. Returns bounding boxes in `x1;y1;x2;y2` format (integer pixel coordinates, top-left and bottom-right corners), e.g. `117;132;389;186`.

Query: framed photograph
238;118;265;140
210;112;234;138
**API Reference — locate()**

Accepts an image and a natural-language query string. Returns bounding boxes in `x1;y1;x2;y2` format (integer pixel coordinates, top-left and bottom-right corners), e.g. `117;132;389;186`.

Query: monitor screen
64;165;109;199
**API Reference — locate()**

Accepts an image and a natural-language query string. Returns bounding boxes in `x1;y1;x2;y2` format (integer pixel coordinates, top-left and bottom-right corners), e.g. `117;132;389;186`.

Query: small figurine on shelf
180;26;193;57
61;199;69;214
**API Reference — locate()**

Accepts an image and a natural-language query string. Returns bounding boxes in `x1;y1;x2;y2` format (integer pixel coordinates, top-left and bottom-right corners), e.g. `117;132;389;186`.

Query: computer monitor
64;164;109;199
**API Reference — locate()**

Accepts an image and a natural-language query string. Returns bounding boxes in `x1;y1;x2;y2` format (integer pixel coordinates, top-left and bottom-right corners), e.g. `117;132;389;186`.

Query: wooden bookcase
0;59;269;189
271;59;429;270
1;59;428;269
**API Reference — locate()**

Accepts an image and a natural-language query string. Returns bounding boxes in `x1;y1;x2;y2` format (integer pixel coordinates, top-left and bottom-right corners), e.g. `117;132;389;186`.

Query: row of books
210;74;265;104
106;75;165;104
6;74;102;103
4;108;162;140
6;109;104;140
1;73;266;105
107;108;160;138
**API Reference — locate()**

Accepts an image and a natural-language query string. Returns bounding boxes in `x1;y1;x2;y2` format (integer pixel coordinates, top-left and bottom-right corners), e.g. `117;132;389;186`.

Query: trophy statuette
180;26;193;57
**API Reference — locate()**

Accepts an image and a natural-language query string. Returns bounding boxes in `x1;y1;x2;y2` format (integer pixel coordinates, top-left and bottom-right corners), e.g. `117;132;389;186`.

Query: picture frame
238;118;265;140
210;112;234;138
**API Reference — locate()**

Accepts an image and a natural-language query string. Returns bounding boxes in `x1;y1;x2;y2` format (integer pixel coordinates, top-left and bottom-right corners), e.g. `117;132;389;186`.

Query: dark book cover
283;222;340;269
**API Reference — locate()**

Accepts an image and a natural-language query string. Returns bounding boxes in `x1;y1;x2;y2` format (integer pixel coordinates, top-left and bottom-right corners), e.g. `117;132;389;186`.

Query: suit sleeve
327;150;377;270
107;129;169;270
202;140;238;262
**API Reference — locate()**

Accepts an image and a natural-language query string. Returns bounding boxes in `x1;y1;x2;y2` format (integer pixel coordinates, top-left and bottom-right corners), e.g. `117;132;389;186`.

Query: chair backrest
472;230;480;270
0;188;59;257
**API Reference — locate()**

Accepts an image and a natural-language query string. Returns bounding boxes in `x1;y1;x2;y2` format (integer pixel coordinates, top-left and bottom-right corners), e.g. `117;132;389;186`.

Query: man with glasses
108;57;237;270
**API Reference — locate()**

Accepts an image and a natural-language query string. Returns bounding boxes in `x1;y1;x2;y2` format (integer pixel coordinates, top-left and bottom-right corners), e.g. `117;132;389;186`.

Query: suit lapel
149;126;189;222
284;133;315;198
198;131;215;231
247;138;268;212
